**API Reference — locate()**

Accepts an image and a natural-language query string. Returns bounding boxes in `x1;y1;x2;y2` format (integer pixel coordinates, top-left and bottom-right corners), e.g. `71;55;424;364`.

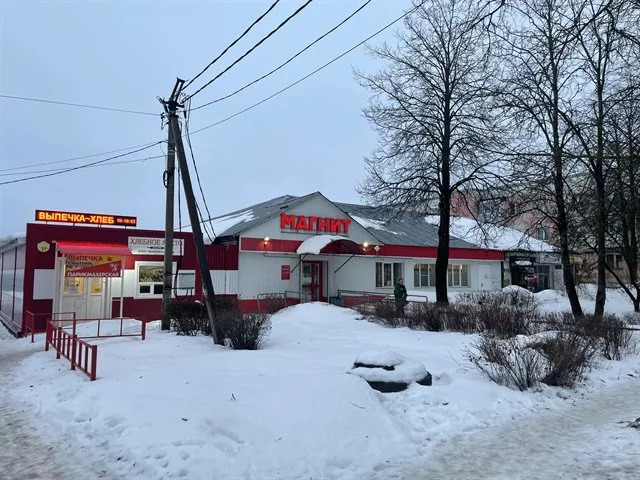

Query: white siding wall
237;252;301;299
33;269;55;299
236;252;503;299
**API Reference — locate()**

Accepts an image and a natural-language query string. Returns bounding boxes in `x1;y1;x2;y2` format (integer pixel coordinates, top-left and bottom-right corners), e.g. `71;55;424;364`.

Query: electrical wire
188;1;425;136
0;155;164;176
0;141;163;172
0;94;157;117
184;101;217;241
190;0;373;112
184;0;281;91
0;142;163;185
184;0;314;102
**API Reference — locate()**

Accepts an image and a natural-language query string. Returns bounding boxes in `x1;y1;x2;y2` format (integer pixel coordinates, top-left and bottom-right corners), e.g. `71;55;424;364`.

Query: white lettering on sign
128;237;185;256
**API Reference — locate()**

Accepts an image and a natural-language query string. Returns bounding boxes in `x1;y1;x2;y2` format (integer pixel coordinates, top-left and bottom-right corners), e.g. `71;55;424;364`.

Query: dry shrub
216;309;272;350
169;301;209;336
258;294;287;314
531;331;599;387
466;336;542;391
405;302;443;331
574;314;634;361
457;289;538;315
437;303;481;333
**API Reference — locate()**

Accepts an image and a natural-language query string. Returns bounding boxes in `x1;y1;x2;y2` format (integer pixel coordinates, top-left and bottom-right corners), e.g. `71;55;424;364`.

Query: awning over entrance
296;235;364;255
55;240;131;256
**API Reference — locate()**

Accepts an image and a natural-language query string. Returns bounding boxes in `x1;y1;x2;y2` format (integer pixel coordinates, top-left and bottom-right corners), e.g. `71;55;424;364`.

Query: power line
184;0;281;91
184;0;314;102
0;94;157;117
0;142;162;185
0;155;164;177
184;101;216;241
1;1;418;182
189;1;425;136
0;141;163;173
191;0;373;112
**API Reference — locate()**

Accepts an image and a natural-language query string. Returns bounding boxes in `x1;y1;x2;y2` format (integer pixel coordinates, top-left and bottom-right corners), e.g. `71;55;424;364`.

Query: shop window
606;254;623;270
413;263;436;287
174;271;196;293
64;277;84;295
376;262;403;287
136;262;164;298
447;264;469;287
536;227;548;241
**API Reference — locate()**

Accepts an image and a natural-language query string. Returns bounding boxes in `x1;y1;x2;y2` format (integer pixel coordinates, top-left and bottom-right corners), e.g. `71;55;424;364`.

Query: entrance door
60;277;109;319
478;265;492;291
301;261;323;302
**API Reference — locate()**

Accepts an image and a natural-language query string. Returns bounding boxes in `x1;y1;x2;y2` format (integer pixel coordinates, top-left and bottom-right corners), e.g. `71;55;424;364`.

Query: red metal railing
45;320;97;380
44;316;147;381
25;311;76;343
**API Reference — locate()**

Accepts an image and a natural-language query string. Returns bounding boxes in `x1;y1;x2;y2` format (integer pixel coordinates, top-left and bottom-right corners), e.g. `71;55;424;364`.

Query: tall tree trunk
550;29;583;317
436;91;452;304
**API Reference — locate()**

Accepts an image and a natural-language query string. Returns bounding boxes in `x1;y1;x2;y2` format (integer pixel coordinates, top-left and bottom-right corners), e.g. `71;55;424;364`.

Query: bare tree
498;0;588;316
557;0;638;315
357;0;504;303
605;56;640;311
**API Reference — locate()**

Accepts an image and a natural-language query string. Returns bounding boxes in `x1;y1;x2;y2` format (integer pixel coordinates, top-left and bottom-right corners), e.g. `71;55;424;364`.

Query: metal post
161;116;176;330
168;111;220;344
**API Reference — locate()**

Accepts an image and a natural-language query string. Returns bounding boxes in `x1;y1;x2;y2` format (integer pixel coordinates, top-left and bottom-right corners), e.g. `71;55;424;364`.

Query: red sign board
280;213;351;234
65;255;123;278
36;209;137;227
281;264;291;280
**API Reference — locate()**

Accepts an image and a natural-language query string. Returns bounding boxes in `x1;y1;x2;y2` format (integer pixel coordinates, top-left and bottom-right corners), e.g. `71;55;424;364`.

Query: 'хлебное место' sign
128;236;184;255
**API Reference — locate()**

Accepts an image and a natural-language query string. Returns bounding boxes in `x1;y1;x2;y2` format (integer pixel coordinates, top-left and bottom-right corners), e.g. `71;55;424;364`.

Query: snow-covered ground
1;289;639;480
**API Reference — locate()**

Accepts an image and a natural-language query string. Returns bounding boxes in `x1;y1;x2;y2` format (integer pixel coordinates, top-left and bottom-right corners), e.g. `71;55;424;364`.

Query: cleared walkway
375;377;640;480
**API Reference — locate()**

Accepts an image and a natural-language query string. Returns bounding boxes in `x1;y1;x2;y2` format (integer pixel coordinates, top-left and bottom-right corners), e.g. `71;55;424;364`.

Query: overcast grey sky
0;0;411;236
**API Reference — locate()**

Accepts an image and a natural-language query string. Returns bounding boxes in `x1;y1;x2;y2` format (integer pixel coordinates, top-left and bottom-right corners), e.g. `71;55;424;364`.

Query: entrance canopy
296;235;364;255
55;240;131;256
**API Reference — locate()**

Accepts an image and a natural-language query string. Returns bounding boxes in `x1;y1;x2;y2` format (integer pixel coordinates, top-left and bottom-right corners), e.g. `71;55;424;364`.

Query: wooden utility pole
160;84;179;331
164;79;220;344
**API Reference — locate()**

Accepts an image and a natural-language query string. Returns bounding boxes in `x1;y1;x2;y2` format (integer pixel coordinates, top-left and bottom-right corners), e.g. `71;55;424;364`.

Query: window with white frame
605;253;623;270
447;264;469;287
376;261;403;287
135;262;165;298
536;227;549;241
174;271;196;294
413;263;436;287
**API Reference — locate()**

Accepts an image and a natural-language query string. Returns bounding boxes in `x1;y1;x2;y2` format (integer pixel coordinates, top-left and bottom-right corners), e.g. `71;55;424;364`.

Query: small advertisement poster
128;236;185;256
65;254;122;278
281;264;291;280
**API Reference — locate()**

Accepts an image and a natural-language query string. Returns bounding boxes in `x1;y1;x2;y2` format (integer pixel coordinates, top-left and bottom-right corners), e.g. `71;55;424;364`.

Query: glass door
301;261;323;301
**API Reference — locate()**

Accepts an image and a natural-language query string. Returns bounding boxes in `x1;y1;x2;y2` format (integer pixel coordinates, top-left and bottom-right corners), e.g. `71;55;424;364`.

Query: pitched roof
335;202;476;248
208;193;478;248
207;194;312;239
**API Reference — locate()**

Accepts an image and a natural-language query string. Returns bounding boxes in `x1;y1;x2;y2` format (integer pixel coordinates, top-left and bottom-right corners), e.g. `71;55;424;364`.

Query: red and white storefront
0;210;237;336
1;195;506;336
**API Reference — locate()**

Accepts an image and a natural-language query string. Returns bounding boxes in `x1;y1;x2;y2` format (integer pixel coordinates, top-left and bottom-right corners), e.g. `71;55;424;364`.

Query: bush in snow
468;329;601;390
530;331;599;387
623;312;640;326
257;294;287;314
466;335;542;391
216;310;272;350
169;302;209;336
404;302;444;331
571;314;634;361
457;288;538;315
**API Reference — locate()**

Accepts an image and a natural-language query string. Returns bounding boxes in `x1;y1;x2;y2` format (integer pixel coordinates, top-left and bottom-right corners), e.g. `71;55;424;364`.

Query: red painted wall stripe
240;237;503;261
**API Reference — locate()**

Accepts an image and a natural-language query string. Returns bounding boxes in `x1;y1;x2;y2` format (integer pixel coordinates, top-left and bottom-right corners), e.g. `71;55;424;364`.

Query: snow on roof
210;209;255;237
350;215;399;235
424;215;555;252
296;235;345;255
